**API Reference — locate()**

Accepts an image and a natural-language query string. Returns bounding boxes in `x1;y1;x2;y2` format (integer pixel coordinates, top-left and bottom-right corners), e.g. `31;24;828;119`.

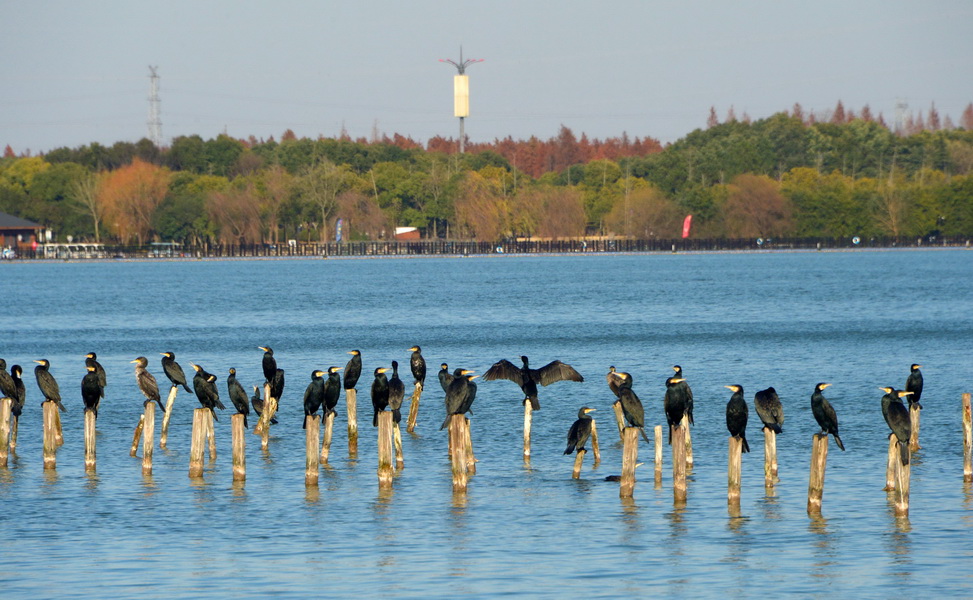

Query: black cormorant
810;382;845;451
9;364;26;417
724;385;750;453
671;366;694;425
191;363;225;420
227;368;250;428
132;356;165;412
370;367;390;427
161;352;193;393
663;377;690;442
483;355;583;410
302;370;326;429
438;363;452;392
440;370;477;430
251;384;278;425
323;366;342;417
81;365;102;417
606;365;632;398
0;359;16;401
409;346;426;388
880;386;912;465
34;359;66;411
344;350;362;390
604;463;644;481
564;407;596;455
85;352;107;389
258;346;277;383
905;364;923;410
754;386;784;434
270;368;285;402
618;378;651;443
388;361;405;424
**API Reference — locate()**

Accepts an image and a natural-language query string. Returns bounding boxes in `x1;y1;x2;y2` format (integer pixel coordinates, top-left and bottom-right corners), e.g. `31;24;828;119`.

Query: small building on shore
0;211;45;254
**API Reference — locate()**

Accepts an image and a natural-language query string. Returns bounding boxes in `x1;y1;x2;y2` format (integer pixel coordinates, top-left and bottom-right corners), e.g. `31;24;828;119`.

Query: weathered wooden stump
572;449;587;479
590;419;601;465
963;393;972;483
253;384;277;451
612;401;625;440
83;410;96;470
884;436;898;491
42;402;59;470
449;414;468;493
160;385;178;449
54;405;63;448
909;404;921;451
188;408;207;478
406;382;422;433
320;411;335;464
305;414;321;486
394;422;404;468
728;435;743;506
464;417;476;475
763;428;779;486
0;397;10;467
893;439;912;517
681;414;693;467
377;411;394;488
231;413;246;482
523;400;533;461
205;409;216;460
672;424;687;503
619;427;639;498
10;414;18;450
142;402;155;475
346;388;359;455
807;433;829;514
130;414;145;457
654;425;664;483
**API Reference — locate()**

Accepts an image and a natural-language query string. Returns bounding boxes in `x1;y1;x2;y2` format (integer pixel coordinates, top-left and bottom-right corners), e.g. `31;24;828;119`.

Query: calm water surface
1;250;972;598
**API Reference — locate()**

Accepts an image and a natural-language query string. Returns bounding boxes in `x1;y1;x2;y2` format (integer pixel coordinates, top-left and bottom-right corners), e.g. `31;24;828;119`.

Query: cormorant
251;385;277;425
604;463;644;481
663;377;690;442
881;386;912;465
323;366;342;417
754;386;784;434
458;369;478;415
81;365;102;417
606;365;632;398
810;382;845;451
258;346;277;383
371;367;390;427
302;370;326;429
10;364;26;417
564;407;596;455
191;364;225;420
388;361;405;424
85;352;107;390
440;370;477;430
160;351;193;393
618;382;651;443
724;385;750;453
409;346;426;388
483;355;583;410
34;359;66;411
227;368;250;428
905;364;923;410
344;350;362;390
132;356;165;412
438;363;452;392
0;359;16;401
671;366;694;425
270;368;285;402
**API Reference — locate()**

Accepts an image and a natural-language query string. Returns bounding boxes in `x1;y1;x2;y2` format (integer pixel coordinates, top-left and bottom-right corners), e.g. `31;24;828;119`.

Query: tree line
2;101;972;247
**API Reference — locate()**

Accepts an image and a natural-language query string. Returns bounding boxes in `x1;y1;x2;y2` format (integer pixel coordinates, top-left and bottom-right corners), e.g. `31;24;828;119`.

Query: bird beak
671;378;685;383
258;346;269;352
724;385;735;390
821;383;832;389
878;386;890;392
130;359;139;364
33;360;43;364
378;368;389;373
585;408;596;413
469;375;479;380
348;351;357;355
461;369;475;375
899;391;914;398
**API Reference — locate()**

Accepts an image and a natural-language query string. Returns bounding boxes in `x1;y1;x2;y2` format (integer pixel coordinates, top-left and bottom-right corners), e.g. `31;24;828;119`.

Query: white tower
147;66;162;146
439;48;483;153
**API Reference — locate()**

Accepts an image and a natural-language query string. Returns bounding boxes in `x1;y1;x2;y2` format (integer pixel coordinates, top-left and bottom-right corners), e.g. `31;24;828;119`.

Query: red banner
682;215;693;239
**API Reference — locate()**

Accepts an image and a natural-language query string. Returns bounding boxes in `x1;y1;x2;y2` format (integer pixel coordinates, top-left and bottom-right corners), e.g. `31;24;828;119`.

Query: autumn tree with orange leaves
721;174;795;238
96;158;170;244
207;184;262;245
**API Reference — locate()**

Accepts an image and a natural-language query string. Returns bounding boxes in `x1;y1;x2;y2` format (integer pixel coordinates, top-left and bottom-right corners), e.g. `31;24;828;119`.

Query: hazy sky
2;0;970;154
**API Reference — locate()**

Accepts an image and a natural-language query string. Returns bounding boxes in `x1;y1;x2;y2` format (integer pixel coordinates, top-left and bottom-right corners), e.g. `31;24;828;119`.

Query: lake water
1;249;972;598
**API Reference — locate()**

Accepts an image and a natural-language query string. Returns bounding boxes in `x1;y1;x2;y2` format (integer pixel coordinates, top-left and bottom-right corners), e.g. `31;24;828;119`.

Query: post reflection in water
808;514;838;583
884;515;914;586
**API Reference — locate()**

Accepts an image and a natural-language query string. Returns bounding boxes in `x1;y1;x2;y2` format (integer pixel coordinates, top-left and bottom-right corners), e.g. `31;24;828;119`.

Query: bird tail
56;400;67;412
741;434;750;454
392;409;402;424
668;424;673;445
639;427;650;444
564;445;574;455
899;440;910;465
439;414;451;431
833;432;845;451
157;399;166;413
302;414;308;429
270;417;278;425
210;407;219;422
373;411;379;428
524;396;540;411
182;383;193;394
216;400;226;410
244;415;249;429
765;424;782;434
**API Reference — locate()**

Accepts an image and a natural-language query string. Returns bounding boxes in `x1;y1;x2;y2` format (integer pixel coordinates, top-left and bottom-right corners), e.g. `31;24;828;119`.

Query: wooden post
130;414;145;457
42;402;58;470
253;383;277;450
346;388;358;455
205;409;216;460
672;424;687;503
54;404;63;447
377;411;394;488
231;413;246;482
807;433;829;514
572;449;587;479
0;397;10;468
10;414;18;449
619;427;639;498
590;419;601;464
763;428;779;486
188;408;206;478
893;434;911;517
305;415;321;486
406;382;422;433
523;401;533;461
449;414;468;493
681;414;693;467
320;411;335;464
84;410;96;470
884;436;897;491
963;393;971;483
612;401;625;440
654;425;664;482
464;417;476;475
728;435;743;506
393;422;404;468
909;404;921;451
160;386;178;449
142;402;155;475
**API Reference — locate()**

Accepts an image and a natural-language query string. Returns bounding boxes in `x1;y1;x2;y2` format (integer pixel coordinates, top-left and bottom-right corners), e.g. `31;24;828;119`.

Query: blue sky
1;0;970;154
